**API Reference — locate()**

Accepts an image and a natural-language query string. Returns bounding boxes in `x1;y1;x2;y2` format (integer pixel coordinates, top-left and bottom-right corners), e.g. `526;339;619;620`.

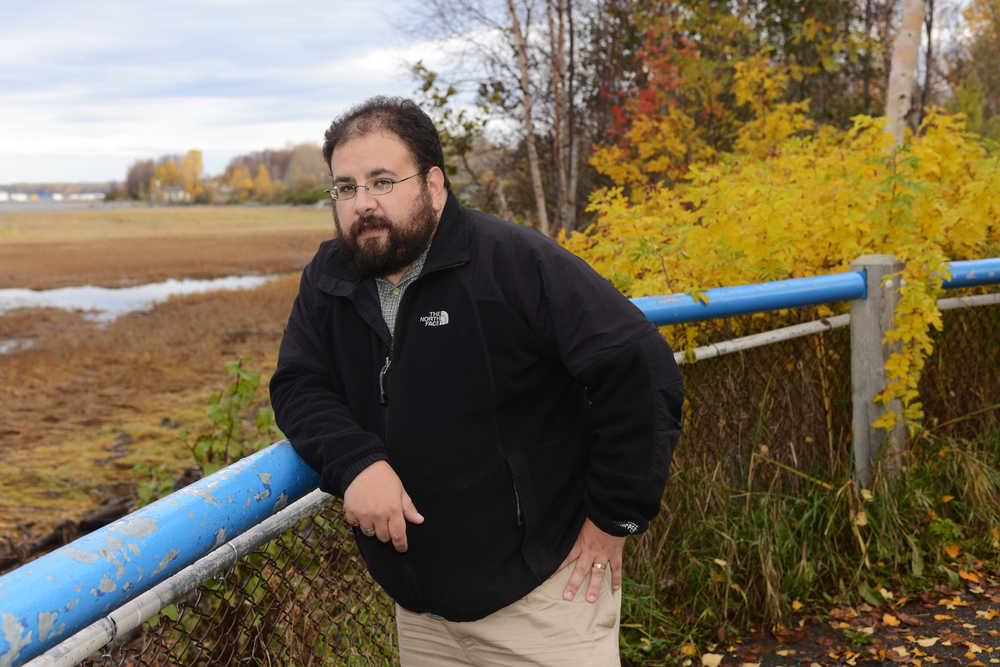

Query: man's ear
426;166;447;216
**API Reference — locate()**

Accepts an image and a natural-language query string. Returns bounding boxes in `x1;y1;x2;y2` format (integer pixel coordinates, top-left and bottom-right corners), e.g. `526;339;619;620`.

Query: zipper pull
378;356;391;406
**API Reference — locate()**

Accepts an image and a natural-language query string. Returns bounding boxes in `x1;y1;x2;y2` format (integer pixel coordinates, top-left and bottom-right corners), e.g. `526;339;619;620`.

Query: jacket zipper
512;480;523;526
378;355;391;406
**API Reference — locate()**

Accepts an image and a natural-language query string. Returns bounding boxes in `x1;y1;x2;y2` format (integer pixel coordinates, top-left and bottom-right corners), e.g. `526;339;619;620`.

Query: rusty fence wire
82;300;999;666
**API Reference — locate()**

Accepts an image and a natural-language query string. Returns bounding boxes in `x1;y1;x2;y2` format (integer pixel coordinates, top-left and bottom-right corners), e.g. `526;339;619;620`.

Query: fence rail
2;255;999;667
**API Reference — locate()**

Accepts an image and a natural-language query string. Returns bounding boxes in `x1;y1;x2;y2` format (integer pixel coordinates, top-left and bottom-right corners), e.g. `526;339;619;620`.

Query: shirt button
392;288;400;295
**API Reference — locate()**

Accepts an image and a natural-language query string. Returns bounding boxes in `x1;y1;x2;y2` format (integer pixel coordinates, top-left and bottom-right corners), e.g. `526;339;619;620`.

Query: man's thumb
402;493;424;524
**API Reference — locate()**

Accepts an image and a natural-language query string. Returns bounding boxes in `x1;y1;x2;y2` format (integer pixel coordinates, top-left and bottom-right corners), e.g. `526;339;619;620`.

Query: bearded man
269;96;684;666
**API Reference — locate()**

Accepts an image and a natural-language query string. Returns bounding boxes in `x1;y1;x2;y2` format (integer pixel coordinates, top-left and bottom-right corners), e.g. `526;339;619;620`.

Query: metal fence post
850;254;907;487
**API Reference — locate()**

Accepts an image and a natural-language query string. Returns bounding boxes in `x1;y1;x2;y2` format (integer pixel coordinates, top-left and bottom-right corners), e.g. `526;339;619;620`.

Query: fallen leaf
883;614;901;627
681;643;698;657
854;511;869;527
713;558;727;567
961;570;983;584
934;614;954;621
917;637;940;647
775;649;796;656
701;653;723;667
941;495;954;503
897;612;925;626
792;599;804;611
977;609;1000;620
944;544;961;559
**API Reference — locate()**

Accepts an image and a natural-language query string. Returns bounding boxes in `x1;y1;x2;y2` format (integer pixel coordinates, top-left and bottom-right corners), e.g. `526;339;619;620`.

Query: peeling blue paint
942;258;1000;289
0;440;317;665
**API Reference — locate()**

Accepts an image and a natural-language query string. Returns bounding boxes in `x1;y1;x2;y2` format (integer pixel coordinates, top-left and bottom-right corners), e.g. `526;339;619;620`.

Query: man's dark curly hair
322;96;451;192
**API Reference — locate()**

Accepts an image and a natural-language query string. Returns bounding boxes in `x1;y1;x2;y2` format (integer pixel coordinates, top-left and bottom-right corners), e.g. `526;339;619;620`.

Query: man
270;96;683;665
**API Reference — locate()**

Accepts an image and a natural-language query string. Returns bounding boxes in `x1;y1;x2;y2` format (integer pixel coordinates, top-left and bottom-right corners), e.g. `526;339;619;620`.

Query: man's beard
334;188;437;278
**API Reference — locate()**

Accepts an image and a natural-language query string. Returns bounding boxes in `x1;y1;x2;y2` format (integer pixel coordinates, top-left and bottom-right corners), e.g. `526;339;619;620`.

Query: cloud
1;0;454;183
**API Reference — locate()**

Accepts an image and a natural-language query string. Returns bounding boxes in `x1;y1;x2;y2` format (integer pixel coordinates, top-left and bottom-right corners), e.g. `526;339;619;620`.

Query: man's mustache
355;216;392;236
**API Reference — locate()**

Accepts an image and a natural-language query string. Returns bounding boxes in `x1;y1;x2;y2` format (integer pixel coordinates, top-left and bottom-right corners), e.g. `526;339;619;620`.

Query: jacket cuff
324;452;389;497
587;504;648;538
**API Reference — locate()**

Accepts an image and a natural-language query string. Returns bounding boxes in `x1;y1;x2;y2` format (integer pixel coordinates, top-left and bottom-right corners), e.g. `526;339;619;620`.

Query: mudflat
0;205;334;545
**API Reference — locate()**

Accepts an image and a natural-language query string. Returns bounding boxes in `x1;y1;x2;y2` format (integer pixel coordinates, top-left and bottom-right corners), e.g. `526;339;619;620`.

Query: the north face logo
419;311;450;327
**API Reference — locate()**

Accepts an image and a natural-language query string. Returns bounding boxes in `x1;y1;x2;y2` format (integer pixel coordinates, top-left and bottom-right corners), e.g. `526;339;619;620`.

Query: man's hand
343;460;424;552
558;518;626;603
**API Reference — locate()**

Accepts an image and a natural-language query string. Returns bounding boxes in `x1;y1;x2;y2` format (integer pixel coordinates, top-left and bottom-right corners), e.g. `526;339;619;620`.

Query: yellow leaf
883;614;901;627
713;558;728;567
702;653;724;667
933;614;953;621
917;637;939;647
976;609;999;620
854;511;868;527
860;489;874;501
941;495;954;503
959;570;982;583
943;544;960;558
682;643;698;657
792;600;804;611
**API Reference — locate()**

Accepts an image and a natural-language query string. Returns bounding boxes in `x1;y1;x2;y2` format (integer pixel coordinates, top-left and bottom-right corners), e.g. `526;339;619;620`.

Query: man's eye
372;178;394;191
338;184;358;194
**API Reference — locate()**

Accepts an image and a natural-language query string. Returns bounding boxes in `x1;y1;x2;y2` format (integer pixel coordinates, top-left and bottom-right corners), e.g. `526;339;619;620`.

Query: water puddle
0;275;277;353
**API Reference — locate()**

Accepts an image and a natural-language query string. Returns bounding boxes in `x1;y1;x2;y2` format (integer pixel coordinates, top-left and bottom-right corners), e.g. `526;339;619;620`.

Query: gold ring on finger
592;562;606;570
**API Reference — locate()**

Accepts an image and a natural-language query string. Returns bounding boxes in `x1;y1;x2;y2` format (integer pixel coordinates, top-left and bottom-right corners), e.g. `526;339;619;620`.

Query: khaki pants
395;562;622;666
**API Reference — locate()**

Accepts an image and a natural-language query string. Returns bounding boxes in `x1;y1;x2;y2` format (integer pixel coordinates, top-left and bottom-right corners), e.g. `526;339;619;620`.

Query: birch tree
886;0;926;145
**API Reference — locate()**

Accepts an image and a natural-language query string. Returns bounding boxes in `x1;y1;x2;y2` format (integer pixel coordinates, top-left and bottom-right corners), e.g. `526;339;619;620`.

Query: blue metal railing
2;257;998;666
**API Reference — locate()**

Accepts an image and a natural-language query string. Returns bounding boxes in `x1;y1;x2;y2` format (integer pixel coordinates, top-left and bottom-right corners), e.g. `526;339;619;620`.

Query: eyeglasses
325;171;425;201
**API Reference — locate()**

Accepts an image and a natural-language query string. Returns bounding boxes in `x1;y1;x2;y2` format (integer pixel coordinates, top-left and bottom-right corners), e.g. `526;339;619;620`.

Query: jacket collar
317;192;470;298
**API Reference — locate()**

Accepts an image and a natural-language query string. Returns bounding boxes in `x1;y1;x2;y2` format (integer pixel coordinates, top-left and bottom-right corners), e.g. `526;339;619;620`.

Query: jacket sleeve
534;241;684;537
269;264;388;497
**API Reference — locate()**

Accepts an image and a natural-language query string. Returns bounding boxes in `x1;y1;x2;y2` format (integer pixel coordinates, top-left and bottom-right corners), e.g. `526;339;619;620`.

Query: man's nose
353;186;378;213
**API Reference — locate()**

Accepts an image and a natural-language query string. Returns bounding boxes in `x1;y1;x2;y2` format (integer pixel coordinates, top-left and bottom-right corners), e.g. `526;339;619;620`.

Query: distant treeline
109;143;329;205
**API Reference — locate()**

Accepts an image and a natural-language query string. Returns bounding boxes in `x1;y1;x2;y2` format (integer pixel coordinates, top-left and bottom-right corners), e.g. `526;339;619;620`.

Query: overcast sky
0;0;452;184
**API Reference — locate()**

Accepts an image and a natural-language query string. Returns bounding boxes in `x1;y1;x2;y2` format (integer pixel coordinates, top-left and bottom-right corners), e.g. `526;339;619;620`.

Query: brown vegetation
0;206;332;547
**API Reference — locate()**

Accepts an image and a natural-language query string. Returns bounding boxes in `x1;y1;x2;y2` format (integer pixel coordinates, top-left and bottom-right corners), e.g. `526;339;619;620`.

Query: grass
0;212;311;540
0;204;332;242
620;426;1000;665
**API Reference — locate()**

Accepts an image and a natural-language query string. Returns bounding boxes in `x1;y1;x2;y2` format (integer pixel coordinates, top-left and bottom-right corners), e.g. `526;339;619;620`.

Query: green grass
620;426;1000;665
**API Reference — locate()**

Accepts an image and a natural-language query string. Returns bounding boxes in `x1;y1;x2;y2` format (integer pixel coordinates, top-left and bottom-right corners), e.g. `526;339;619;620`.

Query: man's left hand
558;518;626;603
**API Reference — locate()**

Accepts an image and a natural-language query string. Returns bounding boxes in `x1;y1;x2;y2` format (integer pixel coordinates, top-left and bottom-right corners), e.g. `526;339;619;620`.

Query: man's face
330;131;445;279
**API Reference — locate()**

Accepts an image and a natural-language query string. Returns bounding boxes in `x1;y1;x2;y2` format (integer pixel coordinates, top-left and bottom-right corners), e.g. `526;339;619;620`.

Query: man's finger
562;559;589;601
401;492;424;524
611;559;623;591
388;511;409;552
374;517;391;544
585;561;606;603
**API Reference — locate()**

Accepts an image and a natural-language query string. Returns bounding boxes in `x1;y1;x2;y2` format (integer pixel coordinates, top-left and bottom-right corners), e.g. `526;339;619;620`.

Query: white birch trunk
507;0;551;236
885;0;926;146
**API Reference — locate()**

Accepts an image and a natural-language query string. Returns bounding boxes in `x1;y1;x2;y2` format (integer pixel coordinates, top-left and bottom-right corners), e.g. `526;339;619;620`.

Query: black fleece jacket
269;194;684;621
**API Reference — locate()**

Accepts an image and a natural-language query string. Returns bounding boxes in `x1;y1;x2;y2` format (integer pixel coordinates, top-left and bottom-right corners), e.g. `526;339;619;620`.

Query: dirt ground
0;205;332;549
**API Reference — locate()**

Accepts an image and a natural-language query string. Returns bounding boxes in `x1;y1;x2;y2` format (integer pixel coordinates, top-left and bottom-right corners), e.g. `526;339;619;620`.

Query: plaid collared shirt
375;246;430;338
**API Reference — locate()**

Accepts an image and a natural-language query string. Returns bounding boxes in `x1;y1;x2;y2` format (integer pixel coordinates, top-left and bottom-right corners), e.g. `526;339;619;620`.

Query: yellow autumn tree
253;164;275;202
179;149;204;199
569;53;1000;433
227;165;254;201
153;159;182;188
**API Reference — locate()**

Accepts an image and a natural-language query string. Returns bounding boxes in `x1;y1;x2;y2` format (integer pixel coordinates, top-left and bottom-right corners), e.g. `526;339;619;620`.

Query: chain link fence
80;300;999;666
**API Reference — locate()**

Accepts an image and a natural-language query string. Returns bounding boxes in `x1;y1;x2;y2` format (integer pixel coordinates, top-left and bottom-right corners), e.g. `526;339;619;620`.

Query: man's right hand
343;460;424;552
